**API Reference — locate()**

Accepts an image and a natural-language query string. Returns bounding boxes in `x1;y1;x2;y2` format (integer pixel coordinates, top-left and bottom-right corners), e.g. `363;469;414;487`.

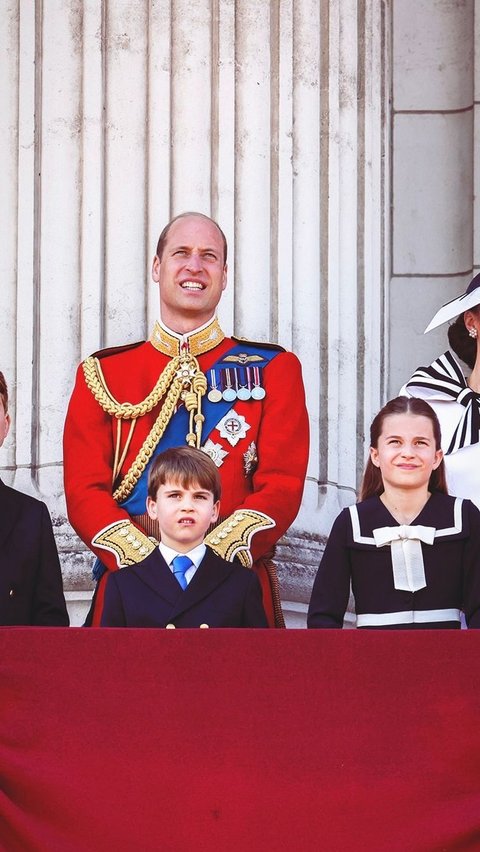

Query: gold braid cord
83;355;181;420
92;521;158;568
204;510;275;567
82;353;207;504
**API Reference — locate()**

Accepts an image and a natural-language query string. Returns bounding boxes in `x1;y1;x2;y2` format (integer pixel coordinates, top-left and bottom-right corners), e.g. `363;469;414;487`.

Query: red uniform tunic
63;318;309;626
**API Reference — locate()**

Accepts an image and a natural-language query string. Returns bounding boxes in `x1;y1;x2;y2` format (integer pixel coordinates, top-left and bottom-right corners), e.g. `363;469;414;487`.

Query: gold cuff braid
92;521;158;568
204;510;275;567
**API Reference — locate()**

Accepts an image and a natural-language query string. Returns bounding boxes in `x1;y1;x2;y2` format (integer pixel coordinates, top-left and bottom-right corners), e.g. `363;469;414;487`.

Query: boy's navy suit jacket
100;545;268;628
0;479;69;625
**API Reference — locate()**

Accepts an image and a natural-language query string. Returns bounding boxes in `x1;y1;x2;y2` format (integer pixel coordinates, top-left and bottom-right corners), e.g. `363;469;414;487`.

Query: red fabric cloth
1;629;480;851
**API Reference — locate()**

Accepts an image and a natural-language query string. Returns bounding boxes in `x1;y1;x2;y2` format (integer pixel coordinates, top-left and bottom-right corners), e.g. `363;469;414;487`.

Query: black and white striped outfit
402;351;480;508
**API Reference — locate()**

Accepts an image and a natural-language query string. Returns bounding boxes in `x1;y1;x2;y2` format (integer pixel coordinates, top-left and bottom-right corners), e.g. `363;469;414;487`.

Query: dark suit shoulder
0;481;49;515
109;547;164;585
202;547;256;580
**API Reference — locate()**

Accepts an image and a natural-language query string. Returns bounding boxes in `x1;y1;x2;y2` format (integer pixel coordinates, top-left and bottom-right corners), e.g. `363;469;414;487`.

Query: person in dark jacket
0;371;69;625
101;446;267;628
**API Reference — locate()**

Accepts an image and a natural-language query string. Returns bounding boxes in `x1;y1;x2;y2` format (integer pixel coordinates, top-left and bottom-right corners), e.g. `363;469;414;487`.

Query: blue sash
118;343;281;516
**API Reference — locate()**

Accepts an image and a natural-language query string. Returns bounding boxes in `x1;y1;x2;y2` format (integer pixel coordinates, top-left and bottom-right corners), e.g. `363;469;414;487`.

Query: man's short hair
0;372;8;413
148;446;221;503
155;212;228;265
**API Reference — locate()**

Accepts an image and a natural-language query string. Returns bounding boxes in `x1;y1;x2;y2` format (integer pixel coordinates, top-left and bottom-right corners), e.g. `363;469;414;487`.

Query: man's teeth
181;281;203;290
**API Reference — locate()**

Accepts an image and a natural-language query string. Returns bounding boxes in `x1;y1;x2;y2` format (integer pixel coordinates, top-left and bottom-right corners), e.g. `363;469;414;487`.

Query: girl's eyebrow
383;433;431;441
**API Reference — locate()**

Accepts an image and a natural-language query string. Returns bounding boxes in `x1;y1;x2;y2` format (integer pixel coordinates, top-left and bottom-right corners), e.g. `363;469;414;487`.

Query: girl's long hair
360;396;448;501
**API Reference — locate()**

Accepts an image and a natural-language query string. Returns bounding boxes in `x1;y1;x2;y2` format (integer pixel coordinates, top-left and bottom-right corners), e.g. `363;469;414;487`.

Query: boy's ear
211;500;220;524
146;496;158;520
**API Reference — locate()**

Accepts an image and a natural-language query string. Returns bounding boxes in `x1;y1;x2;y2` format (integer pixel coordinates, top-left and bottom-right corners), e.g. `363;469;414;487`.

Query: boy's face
0;399;10;449
146;478;220;552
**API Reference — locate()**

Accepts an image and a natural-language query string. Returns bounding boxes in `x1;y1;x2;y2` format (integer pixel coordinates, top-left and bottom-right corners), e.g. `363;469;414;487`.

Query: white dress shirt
158;542;207;586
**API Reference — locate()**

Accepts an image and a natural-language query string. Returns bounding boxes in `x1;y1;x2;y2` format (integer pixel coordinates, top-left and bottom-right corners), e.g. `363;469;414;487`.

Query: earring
469;327;478;339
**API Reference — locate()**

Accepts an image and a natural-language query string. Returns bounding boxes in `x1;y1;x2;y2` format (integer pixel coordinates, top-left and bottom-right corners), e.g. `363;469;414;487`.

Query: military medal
251;366;266;400
207;369;222;403
216;408;251;447
222;368;237;402
243;441;258;476
236;366;251;401
202;438;228;467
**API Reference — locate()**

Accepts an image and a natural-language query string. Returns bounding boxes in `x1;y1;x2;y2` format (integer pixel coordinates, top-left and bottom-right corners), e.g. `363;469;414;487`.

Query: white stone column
0;0;391;626
389;0;474;395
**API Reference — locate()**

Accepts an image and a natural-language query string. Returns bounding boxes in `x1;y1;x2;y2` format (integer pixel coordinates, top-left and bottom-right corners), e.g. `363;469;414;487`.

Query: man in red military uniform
63;212;309;626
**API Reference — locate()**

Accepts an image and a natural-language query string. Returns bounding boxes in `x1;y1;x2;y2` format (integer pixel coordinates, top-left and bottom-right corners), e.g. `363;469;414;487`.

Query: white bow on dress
373;525;436;592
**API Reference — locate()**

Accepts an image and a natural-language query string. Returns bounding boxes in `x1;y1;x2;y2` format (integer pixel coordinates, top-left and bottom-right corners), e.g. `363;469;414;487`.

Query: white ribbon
372;525;436;592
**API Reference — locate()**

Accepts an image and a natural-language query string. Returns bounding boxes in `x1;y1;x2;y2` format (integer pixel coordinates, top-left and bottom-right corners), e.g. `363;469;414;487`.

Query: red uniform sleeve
245;351;309;558
63;363;152;573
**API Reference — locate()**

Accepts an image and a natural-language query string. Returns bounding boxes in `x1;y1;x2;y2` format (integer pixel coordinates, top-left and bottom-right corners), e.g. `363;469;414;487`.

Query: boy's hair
147;446;221;503
360;396;448;501
0;372;8;413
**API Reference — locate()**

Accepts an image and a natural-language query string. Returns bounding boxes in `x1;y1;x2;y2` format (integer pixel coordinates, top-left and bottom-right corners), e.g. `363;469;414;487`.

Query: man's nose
186;252;202;271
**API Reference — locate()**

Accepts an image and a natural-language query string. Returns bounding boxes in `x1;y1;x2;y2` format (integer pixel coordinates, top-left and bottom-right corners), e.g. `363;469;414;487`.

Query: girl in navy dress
308;397;480;629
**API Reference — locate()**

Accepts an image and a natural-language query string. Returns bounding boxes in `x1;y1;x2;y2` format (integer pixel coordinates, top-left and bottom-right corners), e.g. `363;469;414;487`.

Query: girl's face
370;413;443;492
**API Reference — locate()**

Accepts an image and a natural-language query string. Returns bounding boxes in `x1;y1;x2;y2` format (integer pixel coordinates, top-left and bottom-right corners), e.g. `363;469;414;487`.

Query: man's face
146;479;220;552
0;399;10;449
152;215;227;332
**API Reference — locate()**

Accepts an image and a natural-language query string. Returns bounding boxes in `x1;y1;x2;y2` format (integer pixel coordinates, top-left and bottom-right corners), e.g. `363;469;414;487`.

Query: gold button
165;623;176;629
199;623;209;629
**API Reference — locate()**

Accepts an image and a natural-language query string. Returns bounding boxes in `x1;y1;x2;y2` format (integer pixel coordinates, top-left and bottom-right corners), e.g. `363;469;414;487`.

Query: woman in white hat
402;273;480;507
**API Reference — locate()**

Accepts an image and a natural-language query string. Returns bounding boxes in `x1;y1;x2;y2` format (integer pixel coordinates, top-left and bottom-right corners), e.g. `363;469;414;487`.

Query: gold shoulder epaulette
204;509;275;568
92;520;157;568
231;336;285;353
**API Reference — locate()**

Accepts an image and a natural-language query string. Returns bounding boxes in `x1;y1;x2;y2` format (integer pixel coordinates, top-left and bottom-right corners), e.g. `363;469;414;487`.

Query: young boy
100;447;268;627
0;371;69;625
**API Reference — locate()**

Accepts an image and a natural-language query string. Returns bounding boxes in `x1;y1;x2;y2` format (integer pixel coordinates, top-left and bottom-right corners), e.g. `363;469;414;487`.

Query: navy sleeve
101;573;127;627
32;502;69;626
462;501;480;628
307;509;352;628
242;571;269;627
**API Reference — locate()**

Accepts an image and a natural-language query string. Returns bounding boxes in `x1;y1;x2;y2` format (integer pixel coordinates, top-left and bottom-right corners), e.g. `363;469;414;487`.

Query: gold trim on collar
149;317;225;357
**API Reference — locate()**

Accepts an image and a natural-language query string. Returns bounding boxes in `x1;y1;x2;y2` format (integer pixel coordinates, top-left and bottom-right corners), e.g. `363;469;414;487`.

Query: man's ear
151;255;161;283
146;496;158;520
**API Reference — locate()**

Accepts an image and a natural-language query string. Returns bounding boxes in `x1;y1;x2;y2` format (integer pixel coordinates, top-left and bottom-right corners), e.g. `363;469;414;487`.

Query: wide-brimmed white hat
424;272;480;333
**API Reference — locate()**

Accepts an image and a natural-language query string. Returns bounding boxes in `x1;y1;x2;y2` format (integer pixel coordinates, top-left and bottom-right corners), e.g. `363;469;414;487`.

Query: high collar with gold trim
149;316;225;357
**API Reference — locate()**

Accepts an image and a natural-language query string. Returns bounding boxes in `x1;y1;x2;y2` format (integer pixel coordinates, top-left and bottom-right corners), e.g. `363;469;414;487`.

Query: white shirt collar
159;541;207;570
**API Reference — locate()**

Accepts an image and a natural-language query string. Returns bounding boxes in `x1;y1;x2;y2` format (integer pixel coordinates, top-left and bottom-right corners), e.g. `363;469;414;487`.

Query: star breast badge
201;439;229;468
216;409;251;447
